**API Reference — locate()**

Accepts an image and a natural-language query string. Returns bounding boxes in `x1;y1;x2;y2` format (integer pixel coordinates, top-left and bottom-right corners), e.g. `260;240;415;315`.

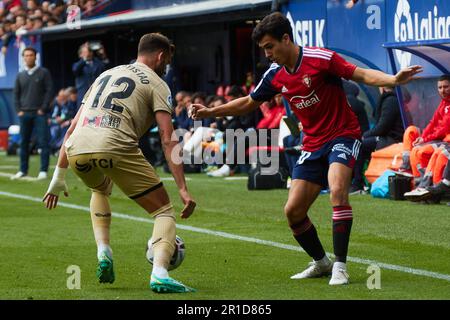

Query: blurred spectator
32;16;44;30
90;40;110;68
398;75;450;178
41;1;50;12
0;0;110;32
72;42;105;108
350;86;404;194
46;16;59;27
257;93;286;129
14;14;27;35
49;88;68;152
65;86;78;111
3;0;22;12
343;80;369;134
242;71;255;95
191;92;213;127
283;122;303;179
207;85;261;177
182;92;218;162
11;47;53;180
26;0;39;12
174;90;193;131
49;86;77;153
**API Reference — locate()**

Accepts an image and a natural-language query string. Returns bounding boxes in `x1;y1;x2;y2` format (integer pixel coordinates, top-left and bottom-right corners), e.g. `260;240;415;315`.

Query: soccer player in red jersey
191;12;422;285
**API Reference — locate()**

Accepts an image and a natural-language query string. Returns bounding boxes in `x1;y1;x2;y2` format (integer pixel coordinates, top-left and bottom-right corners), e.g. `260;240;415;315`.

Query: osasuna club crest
303;75;312;88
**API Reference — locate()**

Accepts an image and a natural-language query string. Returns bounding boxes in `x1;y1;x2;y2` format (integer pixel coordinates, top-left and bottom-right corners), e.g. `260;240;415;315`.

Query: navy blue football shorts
292;137;361;187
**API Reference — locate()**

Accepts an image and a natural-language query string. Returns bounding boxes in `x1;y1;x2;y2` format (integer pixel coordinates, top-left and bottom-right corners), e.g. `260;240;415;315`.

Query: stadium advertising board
283;0;450;76
0;36;42;89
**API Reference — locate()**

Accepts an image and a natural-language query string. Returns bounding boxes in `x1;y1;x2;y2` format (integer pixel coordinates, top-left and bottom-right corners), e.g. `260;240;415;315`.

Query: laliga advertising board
282;0;450;76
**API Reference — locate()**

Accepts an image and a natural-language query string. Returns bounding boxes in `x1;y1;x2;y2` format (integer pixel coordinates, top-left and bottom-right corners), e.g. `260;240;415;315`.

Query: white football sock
442;179;450;186
97;244;112;260
152;266;169;279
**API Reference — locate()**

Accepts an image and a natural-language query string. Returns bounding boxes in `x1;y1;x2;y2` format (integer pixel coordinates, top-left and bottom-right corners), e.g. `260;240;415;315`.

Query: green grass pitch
0;152;449;300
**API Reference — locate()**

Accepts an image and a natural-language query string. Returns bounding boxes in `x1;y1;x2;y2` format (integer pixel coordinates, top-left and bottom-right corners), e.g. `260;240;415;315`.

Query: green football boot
150;275;196;293
96;253;115;284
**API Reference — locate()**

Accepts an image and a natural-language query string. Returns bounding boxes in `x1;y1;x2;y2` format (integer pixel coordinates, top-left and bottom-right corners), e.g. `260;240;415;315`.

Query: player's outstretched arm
42;105;83;210
155;110;196;219
190;95;261;120
351;65;423;87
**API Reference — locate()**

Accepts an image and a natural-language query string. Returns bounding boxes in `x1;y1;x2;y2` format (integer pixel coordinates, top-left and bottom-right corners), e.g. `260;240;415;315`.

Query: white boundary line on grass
1;190;449;283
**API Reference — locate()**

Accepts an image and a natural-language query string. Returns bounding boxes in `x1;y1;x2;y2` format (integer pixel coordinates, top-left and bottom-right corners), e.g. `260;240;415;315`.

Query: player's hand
395;65;423;85
42;167;69;210
189;103;209;120
179;189;196;219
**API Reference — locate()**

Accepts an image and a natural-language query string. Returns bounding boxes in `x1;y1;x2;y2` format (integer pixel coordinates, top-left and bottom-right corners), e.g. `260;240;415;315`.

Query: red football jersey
421;98;450;143
251;46;361;151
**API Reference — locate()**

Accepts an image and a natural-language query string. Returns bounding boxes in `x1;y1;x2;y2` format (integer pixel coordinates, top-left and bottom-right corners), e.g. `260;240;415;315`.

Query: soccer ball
146;235;185;271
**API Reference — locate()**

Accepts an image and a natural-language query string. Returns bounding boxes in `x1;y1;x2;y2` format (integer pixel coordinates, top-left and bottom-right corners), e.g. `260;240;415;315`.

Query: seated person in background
283;122;303;178
404;143;450;202
182;92;218;162
49;88;68;153
343;80;369;134
173;90;193;130
65;86;78;112
207;86;261;177
257;93;286;129
350;86;404;194
398;75;450;180
241;71;256;95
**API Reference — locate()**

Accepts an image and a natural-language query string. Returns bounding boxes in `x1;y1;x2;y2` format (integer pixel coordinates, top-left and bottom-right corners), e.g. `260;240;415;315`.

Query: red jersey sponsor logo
290;91;321;110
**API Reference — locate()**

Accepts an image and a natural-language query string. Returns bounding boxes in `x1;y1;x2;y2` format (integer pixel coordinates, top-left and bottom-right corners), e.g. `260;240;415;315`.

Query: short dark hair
191;92;206;103
227;85;246;98
438;74;450;82
211;95;227;105
138;33;174;56
22;47;37;56
252;12;293;43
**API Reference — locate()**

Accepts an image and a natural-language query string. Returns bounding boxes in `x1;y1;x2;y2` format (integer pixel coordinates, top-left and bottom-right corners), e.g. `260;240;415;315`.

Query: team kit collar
284;46;303;75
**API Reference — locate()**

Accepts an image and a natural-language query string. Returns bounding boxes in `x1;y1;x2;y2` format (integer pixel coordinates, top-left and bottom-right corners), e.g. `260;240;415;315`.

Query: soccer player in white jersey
43;33;196;293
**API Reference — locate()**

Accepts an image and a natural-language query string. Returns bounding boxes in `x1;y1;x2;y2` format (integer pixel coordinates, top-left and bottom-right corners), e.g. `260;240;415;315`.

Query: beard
154;63;167;77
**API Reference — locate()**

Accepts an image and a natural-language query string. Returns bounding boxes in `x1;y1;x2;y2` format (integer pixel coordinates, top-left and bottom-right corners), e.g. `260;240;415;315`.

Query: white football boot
329;262;350;285
291;258;333;279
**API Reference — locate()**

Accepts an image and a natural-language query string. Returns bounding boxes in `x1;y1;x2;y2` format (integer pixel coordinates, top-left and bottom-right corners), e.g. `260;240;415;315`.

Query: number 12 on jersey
91;75;136;113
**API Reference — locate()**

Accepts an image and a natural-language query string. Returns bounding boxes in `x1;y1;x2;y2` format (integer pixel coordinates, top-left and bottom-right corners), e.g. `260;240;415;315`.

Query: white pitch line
0;165;18;169
0;172;39;181
0;190;449;282
160;177;192;181
0;171;191;182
